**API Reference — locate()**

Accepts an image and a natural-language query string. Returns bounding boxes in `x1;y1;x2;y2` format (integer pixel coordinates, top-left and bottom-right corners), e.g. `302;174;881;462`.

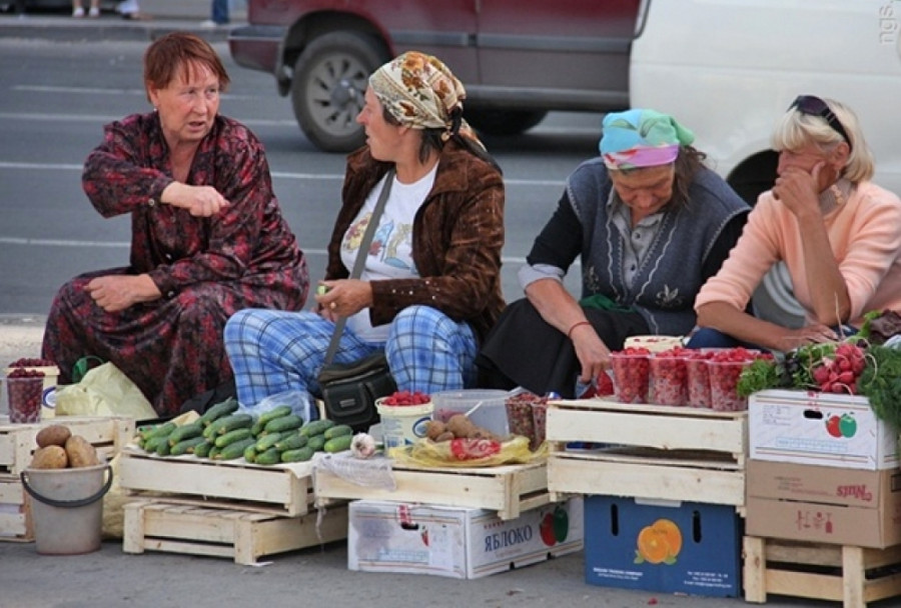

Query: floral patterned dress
42;112;309;417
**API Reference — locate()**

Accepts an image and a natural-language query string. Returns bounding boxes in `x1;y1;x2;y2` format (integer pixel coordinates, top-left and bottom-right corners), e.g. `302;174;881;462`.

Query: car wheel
291;32;388;153
464;109;548;136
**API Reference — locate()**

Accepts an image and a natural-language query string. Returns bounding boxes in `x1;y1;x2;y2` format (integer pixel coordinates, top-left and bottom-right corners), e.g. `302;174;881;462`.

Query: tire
464;108;548;137
291;32;388;153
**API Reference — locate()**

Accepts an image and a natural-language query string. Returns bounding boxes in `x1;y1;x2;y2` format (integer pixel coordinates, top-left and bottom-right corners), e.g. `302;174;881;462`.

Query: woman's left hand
84;274;161;312
315;279;373;317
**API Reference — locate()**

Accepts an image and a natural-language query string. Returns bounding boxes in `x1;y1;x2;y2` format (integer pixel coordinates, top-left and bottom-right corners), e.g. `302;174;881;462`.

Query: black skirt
476;298;649;398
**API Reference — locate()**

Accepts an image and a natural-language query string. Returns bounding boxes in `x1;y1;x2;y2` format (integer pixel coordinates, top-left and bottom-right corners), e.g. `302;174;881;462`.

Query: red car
229;0;643;152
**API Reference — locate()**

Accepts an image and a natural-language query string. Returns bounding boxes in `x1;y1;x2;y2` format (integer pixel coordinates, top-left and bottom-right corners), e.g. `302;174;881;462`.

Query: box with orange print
583;495;743;597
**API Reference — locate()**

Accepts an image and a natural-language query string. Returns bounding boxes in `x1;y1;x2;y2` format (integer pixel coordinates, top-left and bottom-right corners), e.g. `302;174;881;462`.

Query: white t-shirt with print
340;164;438;341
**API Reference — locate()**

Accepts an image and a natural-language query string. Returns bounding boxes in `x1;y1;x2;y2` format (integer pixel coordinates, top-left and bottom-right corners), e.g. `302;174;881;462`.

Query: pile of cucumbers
135;397;354;464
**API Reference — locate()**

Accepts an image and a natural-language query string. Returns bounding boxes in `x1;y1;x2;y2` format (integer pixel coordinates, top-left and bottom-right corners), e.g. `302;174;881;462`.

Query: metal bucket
21;463;113;555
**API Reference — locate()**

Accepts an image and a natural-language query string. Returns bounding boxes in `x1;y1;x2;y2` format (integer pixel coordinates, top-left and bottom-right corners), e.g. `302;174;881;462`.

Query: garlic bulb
351;432;377;459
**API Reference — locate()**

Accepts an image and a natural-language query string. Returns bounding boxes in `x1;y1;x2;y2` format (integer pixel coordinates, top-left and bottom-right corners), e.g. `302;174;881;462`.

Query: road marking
0;236;535;265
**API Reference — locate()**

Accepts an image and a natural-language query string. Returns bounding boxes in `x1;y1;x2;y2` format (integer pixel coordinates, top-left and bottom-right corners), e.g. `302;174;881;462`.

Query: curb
0;16;240;42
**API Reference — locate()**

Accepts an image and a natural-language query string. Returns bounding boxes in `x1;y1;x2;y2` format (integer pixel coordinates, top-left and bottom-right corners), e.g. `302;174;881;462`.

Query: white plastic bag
55;362;157;420
239;389;317;424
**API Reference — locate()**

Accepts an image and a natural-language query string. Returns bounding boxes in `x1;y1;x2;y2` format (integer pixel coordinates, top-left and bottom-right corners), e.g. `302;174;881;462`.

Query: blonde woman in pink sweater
690;95;901;353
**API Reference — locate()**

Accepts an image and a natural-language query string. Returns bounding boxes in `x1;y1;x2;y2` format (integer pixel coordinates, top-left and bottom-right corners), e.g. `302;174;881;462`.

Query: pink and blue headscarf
600;109;695;170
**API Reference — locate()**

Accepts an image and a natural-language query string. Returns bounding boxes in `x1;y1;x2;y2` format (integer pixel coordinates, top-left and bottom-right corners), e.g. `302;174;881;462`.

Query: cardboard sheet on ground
55;363;156;419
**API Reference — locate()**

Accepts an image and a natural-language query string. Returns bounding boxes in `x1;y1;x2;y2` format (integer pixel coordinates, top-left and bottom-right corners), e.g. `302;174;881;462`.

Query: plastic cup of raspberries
707;347;759;411
684;350;715;408
610;347;651;404
649;347;691;406
6;367;45;423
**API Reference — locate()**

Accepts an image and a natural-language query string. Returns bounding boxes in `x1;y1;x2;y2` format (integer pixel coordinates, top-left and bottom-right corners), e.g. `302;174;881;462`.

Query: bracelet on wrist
567;320;592;340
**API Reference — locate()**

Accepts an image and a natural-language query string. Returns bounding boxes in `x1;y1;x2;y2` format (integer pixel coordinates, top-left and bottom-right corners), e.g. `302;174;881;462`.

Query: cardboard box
746;459;901;548
347;498;583;579
749;389;899;470
583;495;742;597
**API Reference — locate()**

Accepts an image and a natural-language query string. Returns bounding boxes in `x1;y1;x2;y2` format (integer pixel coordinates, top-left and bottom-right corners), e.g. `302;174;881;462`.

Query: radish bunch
811;342;866;394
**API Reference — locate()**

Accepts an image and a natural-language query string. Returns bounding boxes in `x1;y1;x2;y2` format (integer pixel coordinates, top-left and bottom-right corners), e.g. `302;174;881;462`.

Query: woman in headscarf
477;108;749;398
224;51;506;411
691;95;901;351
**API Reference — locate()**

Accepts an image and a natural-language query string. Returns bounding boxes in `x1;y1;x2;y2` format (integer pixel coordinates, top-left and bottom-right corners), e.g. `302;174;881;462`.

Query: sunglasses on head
789;95;852;150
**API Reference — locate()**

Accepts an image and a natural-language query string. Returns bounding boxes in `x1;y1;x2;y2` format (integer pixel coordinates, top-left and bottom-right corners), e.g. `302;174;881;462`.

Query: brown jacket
326;141;506;342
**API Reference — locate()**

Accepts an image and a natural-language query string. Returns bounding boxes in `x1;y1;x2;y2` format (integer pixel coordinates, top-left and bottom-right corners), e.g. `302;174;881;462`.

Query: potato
64;435;100;468
30;445;68;469
435;431;455;442
35;424;72;448
425;420;447;441
446;414;477;438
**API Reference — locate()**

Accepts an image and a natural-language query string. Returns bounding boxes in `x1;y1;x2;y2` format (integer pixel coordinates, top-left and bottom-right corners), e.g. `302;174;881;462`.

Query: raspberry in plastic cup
530;401;548;450
685;351;714;408
7;374;44;423
708;359;752;411
649;352;688;406
610;350;650;404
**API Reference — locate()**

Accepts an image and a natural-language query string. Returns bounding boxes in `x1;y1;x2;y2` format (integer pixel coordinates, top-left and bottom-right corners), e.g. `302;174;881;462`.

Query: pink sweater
695;182;901;326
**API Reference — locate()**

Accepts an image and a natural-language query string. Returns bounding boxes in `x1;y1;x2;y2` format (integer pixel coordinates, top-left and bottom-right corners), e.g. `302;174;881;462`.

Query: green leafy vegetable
857;345;901;427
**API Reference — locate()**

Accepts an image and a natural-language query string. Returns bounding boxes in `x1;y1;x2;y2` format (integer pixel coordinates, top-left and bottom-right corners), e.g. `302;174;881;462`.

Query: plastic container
376;398;434;449
610;352;650;404
649;354;688;406
20;462;113;554
707;360;752;411
685;354;713;408
431;389;509;437
6;375;43;423
4;365;59;419
530;401;548;450
504;391;542;444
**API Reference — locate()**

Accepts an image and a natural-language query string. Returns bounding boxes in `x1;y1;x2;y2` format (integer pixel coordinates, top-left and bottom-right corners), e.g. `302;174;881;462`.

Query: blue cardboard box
584;495;743;597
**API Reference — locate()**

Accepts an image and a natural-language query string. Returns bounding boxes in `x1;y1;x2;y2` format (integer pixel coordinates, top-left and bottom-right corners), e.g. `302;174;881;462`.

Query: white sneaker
88;7;100;17
199;20;218;28
72;7;85;17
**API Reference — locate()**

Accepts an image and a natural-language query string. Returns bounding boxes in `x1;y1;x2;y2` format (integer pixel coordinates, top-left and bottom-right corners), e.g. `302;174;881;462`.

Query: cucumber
146;421;177;440
255;447;281;465
243;443;257;463
250;419;265;437
281;446;315;463
216;437;256;460
208;445;222;460
193;440;213;458
299;419;335;437
199;396;239;427
306;434;326;452
155;437;171;456
324;434;354;453
257;405;293;426
323;424;353;440
264;414;304;434
171;436;207;456
254;431;285;452
274;433;308;452
142;435;165;454
168;421;204;446
215;427;253;448
212;413;255;435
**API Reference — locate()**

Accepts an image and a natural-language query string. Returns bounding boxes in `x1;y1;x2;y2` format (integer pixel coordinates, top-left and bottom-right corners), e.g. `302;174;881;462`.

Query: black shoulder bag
316;170;398;432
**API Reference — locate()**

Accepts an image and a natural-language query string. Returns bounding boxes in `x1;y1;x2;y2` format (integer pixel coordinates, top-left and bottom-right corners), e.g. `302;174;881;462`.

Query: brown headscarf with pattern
369;51;481;146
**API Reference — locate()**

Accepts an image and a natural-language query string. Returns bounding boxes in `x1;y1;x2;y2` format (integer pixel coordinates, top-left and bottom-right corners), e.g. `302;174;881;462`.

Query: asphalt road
0;36;592;317
0;31;883;608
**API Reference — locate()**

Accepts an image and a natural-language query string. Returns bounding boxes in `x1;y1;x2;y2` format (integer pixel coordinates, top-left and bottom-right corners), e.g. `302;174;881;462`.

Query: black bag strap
324;168;396;365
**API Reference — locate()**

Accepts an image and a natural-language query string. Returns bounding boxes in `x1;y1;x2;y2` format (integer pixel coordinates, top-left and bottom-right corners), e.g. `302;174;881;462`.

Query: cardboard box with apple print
347;497;583;579
749;389;900;470
583;495;742;597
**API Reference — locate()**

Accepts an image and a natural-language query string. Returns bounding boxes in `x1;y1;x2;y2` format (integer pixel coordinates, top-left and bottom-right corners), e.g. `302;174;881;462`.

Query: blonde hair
771;97;875;183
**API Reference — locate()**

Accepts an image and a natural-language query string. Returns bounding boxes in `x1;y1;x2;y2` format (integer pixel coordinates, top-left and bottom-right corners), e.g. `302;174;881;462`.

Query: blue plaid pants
224;305;479;408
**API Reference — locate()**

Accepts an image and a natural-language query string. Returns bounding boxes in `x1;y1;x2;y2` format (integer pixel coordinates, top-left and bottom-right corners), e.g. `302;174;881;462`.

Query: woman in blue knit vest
477;109;749;398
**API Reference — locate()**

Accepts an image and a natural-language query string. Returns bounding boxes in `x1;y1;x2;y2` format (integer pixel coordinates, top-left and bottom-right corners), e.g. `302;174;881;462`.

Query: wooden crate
546;399;747;508
0;475;32;542
743;536;901;607
119;448;318;517
314;460;549;520
122;499;348;565
0;415;135;476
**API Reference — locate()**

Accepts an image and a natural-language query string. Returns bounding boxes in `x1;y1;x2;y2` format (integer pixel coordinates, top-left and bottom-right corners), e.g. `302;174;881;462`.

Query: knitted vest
566;158;747;335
